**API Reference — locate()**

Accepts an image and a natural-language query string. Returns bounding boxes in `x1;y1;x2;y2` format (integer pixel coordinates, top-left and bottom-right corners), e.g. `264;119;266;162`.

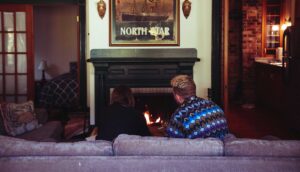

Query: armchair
0;101;63;142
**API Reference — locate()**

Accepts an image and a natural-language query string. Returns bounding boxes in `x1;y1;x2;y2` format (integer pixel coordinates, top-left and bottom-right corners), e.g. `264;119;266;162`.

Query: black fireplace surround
88;49;199;126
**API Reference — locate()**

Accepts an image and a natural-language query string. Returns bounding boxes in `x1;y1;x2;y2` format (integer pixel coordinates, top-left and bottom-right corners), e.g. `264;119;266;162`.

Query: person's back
97;102;150;141
166;75;229;139
96;85;150;141
167;96;228;139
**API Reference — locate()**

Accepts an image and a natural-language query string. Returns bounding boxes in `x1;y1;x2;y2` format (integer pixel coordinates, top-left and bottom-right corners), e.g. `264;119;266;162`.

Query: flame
155;117;161;123
144;111;153;125
144;111;162;125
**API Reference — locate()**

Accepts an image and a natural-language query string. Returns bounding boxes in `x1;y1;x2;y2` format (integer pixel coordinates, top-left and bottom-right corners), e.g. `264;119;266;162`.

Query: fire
144;111;161;125
144;111;152;125
155;117;161;123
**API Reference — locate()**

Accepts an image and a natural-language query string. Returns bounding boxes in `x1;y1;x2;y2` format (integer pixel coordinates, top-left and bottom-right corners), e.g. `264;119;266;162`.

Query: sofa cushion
17;121;63;142
0;101;40;136
113;134;224;156
0;135;113;156
224;138;300;157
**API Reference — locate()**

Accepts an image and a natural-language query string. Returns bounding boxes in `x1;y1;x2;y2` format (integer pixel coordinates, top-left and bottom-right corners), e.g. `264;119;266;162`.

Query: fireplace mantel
88;48;199;126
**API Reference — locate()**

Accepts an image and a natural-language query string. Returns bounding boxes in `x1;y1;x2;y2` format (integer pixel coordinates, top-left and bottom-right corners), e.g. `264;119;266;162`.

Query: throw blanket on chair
39;73;79;109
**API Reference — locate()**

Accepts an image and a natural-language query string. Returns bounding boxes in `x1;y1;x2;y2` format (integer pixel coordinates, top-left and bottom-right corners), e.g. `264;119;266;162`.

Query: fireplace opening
108;88;178;136
134;93;177;125
109;87;178;124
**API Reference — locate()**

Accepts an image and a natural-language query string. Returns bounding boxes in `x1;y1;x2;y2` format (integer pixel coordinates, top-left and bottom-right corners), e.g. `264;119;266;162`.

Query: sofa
0;134;299;172
0;103;63;142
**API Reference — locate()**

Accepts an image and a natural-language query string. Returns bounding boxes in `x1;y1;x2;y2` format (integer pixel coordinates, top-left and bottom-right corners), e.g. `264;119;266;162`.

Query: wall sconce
182;0;191;19
281;17;292;30
97;0;106;19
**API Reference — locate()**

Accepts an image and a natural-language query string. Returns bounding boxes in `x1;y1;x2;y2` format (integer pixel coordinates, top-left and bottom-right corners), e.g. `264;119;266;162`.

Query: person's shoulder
105;103;119;111
194;97;224;110
195;97;218;105
114;105;142;116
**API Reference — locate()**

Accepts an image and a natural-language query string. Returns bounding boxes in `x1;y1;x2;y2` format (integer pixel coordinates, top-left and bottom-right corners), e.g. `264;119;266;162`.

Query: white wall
86;0;212;124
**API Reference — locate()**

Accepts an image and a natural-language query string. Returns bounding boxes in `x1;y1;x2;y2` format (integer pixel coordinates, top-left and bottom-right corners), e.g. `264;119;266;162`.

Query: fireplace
88;49;199;126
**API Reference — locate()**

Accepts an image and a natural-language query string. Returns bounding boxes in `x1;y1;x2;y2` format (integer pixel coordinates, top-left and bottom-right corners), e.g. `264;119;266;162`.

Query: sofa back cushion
225;138;300;157
0;135;113;156
0;101;40;136
113;134;224;156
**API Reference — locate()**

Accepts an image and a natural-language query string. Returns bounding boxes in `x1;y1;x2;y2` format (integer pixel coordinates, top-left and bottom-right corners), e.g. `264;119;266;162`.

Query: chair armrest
35;108;48;124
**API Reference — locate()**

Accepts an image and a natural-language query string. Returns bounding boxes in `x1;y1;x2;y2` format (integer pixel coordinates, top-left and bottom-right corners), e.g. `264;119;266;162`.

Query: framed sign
109;0;180;46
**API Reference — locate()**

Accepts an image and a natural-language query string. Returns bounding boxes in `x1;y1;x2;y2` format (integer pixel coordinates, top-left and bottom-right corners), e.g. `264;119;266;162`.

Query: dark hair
111;85;135;107
170;75;196;98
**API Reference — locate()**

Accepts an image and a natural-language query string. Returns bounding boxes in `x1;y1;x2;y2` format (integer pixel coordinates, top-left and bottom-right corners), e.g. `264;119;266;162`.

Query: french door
0;5;33;103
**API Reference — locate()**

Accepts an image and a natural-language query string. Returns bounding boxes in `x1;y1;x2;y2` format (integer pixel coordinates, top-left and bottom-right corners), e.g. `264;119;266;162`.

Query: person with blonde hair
166;75;229;139
96;85;150;141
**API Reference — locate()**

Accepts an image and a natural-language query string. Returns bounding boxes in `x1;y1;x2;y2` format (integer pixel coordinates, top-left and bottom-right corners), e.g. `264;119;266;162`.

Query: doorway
33;4;80;108
217;0;299;139
33;5;78;83
0;1;87;110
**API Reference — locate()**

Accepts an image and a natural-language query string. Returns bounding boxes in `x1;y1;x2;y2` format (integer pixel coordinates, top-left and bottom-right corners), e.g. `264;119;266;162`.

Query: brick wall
241;0;262;103
228;0;262;104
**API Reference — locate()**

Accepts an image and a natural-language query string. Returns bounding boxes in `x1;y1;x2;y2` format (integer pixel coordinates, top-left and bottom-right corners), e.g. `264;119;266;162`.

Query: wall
34;5;78;80
86;0;212;124
284;0;295;24
228;0;242;103
296;0;300;25
241;0;262;103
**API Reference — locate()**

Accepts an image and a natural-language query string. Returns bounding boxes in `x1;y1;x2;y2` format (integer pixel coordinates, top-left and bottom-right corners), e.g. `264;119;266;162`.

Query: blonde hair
170;75;196;98
111;85;135;107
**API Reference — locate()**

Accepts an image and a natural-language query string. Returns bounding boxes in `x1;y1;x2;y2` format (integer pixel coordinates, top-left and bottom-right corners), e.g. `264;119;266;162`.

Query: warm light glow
272;25;279;31
155;117;161;123
281;22;292;30
144;111;162;125
144;111;152;125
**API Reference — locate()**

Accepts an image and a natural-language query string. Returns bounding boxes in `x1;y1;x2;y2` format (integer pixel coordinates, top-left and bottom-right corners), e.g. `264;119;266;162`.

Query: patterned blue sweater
166;96;229;139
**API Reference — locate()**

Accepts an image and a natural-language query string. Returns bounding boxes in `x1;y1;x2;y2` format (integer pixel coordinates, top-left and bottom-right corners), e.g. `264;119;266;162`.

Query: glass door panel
3;12;14;31
5;54;15;73
5;75;15;94
5;96;14;103
17;33;26;52
0;5;33;102
17;75;27;94
16;12;26;31
17;54;27;73
4;33;15;52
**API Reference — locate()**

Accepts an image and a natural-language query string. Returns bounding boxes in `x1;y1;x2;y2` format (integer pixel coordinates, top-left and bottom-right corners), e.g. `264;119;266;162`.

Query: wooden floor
227;104;300;140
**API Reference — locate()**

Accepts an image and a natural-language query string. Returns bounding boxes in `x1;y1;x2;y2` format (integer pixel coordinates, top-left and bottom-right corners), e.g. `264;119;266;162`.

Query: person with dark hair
96;85;151;141
166;75;229;139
